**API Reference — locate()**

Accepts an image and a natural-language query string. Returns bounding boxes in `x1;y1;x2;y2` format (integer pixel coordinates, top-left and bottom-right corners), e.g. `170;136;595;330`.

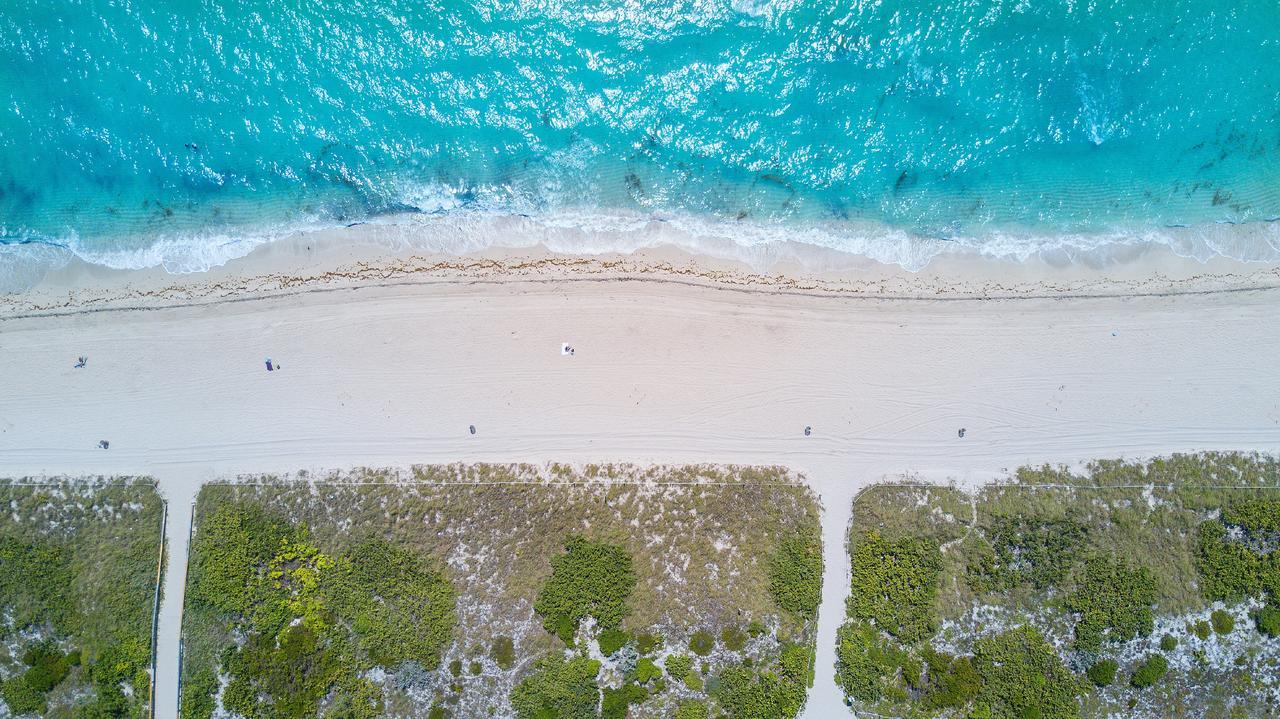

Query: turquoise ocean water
1;0;1278;277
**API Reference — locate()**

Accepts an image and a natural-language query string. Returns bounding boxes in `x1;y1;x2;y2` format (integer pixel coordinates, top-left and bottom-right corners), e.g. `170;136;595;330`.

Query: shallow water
1;0;1278;275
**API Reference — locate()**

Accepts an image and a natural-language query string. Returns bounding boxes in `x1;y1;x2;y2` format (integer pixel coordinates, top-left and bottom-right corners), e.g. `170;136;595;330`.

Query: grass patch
0;478;162;719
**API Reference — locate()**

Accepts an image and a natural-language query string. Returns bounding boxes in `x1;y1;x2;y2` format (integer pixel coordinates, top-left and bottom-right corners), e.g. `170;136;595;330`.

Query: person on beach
75;356;87;368
265;358;274;371
98;440;109;449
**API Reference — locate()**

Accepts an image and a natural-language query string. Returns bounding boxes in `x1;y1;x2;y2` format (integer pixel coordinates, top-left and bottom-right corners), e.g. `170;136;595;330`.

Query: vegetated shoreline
0;477;164;719
840;453;1280;719
177;464;824;719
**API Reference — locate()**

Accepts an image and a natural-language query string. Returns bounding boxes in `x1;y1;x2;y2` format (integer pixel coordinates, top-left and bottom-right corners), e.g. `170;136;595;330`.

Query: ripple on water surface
0;0;1278;273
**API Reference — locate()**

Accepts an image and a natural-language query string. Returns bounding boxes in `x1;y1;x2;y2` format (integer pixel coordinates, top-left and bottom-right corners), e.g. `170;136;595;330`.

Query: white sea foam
3;202;1279;293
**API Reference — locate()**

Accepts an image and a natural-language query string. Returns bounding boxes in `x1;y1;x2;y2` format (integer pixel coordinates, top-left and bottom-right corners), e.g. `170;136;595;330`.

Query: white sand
4;239;1280;717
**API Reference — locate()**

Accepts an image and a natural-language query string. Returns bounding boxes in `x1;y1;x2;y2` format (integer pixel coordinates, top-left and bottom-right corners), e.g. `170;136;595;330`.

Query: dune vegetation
838;453;1280;719
179;463;822;719
0;478;164;719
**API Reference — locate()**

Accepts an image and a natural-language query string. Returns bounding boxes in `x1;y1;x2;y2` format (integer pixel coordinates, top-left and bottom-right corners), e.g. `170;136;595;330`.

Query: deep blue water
1;0;1278;274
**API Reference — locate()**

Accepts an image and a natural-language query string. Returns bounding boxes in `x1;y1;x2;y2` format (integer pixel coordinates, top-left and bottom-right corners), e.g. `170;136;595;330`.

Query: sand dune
3;247;1280;717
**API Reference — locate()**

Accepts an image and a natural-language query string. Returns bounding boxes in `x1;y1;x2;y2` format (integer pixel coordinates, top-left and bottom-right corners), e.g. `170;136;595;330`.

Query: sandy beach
4;235;1280;717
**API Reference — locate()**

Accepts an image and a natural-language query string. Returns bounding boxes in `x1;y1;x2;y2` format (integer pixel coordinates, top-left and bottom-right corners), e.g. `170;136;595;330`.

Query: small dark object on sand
958;428;966;438
469;425;476;435
265;358;274;371
98;440;110;449
804;426;811;436
75;356;87;368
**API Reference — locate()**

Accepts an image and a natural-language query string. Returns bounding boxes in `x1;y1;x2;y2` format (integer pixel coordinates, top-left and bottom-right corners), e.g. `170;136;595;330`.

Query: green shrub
674;700;709;719
598;628;630;656
1211;609;1235;634
834;620;908;703
449;659;463;677
179;666;219;719
722;626;748;652
635;633;661;655
491;636;516;670
1;676;44;716
602;683;647;719
428;707;448;719
747;620;767;638
689;630;715;656
1063;555;1157;652
633;657;661;684
769;529;823;619
1256;606;1280;637
922;651;981;709
327;538;456;669
20;640;74;692
968;516;1085;592
468;660;482;675
534;535;636;645
665;654;693;680
1086;659;1117;687
971;626;1083;719
510;654;601;719
1159;634;1178;651
712;663;807;719
1192;620;1212;640
848;531;943;643
1195;502;1280;605
1130;654;1169;688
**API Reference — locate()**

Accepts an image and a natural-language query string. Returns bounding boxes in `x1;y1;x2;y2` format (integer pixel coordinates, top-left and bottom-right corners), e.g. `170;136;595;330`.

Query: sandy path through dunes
3;279;1280;717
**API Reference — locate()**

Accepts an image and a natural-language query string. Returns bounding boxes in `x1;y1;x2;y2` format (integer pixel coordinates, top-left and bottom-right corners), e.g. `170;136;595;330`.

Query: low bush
1;676;44;716
834;620;908;703
1063;555;1157;652
598;628;630;656
968;516;1085;592
922;650;981;709
633;657;661;684
1195;501;1280;605
1130;654;1169;688
674;700;709;719
1087;659;1117;687
635;633;661;655
665;654;693;680
769;529;823;619
712;662;807;719
491;636;516;669
1211;609;1235;634
1192;620;1212;640
689;630;715;656
510;654;602;719
971;626;1082;719
1159;634;1178;651
848;531;943;643
1256;606;1280;637
534;535;637;645
602;683;647;719
721;626;748;652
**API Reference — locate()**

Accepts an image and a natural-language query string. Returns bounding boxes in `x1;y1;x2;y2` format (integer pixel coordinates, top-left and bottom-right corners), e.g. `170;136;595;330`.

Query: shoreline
4;217;1280;316
5;239;1280;717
